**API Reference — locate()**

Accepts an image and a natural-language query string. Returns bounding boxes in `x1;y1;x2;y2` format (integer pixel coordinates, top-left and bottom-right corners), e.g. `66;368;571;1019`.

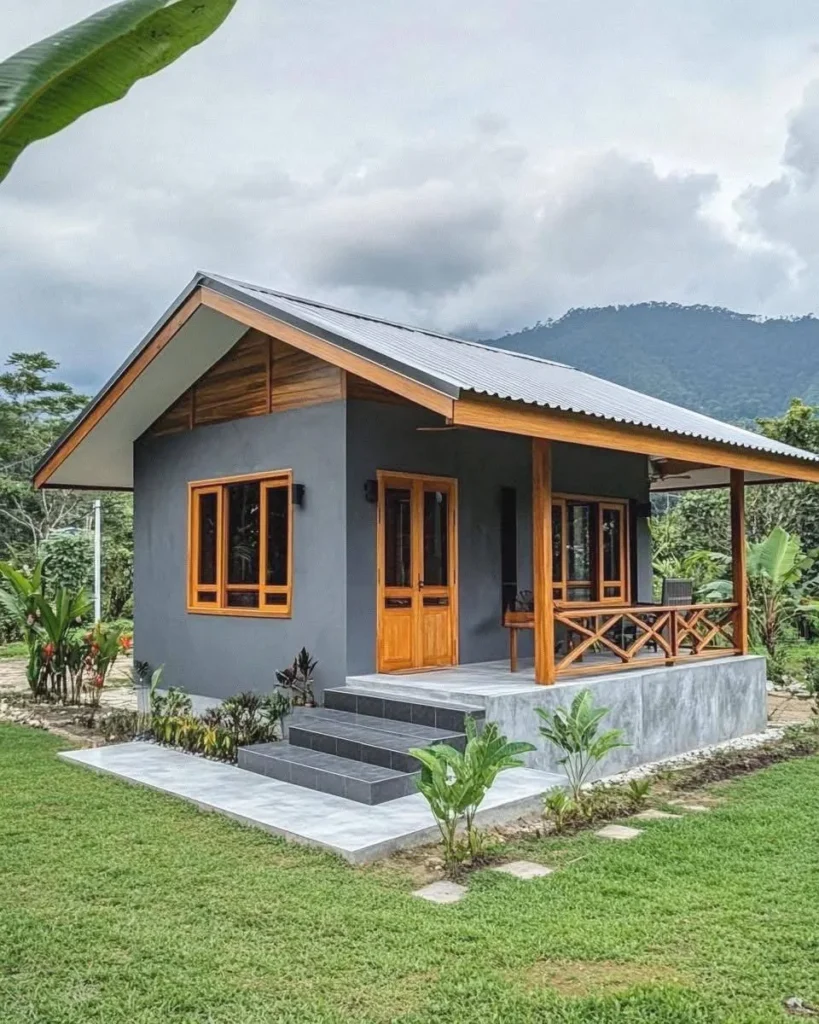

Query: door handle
418;579;425;589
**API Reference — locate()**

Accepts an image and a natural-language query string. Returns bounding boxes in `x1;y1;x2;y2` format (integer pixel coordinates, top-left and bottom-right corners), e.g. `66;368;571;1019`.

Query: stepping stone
492;860;554;880
412;881;467;904
675;803;711;813
596;824;642;841
631;809;682;821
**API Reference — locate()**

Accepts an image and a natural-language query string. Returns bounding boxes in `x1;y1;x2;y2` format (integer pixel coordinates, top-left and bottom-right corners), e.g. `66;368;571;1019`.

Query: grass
1;725;818;1023
0;641;27;659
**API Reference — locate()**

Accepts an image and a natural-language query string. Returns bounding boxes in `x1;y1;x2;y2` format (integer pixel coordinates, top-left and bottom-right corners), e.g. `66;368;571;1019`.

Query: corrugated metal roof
206;273;819;464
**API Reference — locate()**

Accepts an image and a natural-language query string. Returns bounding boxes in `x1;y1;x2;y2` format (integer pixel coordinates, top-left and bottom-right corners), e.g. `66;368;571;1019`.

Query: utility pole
93;499;102;623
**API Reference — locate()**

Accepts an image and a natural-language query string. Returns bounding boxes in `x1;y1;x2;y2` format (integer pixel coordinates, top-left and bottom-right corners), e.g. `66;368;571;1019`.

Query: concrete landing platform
58;742;565;863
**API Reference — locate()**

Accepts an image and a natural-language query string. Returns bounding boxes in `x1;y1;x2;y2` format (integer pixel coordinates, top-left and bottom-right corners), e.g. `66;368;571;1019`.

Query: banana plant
410;719;534;868
0;0;238;185
701;526;819;657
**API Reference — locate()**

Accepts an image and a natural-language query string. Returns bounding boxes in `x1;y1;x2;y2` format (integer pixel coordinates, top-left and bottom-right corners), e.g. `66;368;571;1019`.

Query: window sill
186;606;292;619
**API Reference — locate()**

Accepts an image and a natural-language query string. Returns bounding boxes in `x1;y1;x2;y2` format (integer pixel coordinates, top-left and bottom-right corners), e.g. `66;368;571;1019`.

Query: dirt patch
668;727;819;790
768;691;816;725
516;958;690;997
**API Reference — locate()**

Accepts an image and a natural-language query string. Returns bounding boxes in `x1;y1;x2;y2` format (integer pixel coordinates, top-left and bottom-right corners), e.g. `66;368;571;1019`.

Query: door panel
377;474;457;672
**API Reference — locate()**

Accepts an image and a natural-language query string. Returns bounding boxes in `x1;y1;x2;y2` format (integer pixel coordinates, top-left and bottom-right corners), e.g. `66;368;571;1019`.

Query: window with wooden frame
552;496;629;605
188;471;293;616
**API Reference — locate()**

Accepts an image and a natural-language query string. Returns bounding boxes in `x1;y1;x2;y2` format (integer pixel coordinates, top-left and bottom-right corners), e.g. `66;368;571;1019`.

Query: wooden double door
377;472;458;672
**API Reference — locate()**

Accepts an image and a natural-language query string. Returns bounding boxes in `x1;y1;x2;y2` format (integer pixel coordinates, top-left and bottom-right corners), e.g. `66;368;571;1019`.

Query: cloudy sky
3;1;819;392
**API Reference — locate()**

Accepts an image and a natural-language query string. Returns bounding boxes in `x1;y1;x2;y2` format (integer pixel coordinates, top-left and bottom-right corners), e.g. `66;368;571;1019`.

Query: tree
0;0;238;184
0;352;135;630
0;353;88;558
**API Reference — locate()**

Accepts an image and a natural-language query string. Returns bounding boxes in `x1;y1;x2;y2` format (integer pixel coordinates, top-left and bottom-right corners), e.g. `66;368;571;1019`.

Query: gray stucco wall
133;402;347;701
345;400;652;675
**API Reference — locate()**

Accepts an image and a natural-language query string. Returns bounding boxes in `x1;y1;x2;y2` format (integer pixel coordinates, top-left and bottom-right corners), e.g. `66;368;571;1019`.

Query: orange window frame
551;494;630;606
187;470;293;617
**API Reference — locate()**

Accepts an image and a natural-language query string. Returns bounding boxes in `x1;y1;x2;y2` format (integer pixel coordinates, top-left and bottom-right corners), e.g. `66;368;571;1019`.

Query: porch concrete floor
58;742;565;863
348;652;729;699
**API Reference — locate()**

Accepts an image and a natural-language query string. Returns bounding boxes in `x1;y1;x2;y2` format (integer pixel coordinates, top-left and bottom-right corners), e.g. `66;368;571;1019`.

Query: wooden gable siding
346;374;413;406
194;329;270;425
150;391;192;436
271;337;344;413
148;330;344;437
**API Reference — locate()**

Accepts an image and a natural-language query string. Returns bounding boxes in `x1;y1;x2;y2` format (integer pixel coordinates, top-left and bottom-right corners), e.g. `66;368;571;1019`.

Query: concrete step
287;707;465;773
324;686;485;734
237;742;419;804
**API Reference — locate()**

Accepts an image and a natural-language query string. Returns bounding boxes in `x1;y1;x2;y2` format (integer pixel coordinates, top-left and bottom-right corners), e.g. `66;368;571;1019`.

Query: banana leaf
0;0;237;184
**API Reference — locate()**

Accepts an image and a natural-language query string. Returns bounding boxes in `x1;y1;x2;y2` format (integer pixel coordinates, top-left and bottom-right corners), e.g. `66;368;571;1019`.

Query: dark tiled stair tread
327;687;485;716
240;742;414;782
288;714;463;752
290;707;462;742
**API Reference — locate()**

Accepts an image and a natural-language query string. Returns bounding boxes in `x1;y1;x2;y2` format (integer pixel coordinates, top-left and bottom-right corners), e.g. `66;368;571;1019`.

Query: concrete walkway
59;742;566;863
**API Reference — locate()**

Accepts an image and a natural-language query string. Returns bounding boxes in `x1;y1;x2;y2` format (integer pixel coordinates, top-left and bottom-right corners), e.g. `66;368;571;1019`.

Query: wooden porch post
730;469;749;655
532;438;556;684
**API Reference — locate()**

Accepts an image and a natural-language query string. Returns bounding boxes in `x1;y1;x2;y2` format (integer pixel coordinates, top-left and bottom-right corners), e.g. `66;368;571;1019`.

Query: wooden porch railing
553;602;740;678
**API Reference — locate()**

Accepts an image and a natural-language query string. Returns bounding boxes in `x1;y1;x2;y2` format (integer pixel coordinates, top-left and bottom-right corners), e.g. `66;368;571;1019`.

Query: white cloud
2;0;819;388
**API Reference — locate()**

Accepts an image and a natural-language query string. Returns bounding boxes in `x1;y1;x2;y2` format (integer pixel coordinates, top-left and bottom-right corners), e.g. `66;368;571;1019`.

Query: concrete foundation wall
133;402;348;701
360;655;768;776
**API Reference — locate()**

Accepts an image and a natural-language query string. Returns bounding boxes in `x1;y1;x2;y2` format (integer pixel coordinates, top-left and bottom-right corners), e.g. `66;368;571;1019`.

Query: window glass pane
265;486;289;586
226;590;259;608
567;504;591;582
603;585;621;598
602;507;622;582
567;585;593;602
423;489;448;587
385;488;412;587
197;591;217;603
197;492;218;585
264;592;287;606
227;482;260;585
552;505;563;582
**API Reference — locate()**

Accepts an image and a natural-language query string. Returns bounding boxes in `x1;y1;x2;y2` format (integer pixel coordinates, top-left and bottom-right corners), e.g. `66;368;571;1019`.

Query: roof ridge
201;272;575;370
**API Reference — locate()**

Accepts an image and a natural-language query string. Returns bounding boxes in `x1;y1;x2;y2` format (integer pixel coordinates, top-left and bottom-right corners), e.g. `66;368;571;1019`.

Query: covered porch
498;437;750;686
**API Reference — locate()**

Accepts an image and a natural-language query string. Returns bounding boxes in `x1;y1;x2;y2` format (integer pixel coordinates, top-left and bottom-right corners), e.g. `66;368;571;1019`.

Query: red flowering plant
75;623;124;707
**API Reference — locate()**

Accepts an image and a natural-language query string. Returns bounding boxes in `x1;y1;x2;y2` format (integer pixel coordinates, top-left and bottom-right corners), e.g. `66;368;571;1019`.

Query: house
36;273;819;801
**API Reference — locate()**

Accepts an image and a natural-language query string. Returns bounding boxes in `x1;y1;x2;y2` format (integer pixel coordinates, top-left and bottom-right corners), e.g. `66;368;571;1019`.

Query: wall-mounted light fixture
292;484;306;508
364;479;378;503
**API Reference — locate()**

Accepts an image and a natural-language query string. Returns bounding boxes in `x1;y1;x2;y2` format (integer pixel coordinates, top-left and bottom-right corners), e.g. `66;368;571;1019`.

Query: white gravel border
602;726;789;784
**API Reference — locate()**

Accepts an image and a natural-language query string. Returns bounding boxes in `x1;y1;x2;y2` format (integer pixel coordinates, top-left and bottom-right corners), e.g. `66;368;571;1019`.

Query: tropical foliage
0;559;126;703
0;0;238;184
275;648;318;706
0;353;135;641
149;682;290;763
535;689;628;803
701;526;819;660
410;718;534;871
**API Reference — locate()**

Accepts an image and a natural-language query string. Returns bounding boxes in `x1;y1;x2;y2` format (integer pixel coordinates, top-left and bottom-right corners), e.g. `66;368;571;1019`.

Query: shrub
535;689;629;803
149;683;290;764
626;777;652;808
410;718;534;873
275;648;317;706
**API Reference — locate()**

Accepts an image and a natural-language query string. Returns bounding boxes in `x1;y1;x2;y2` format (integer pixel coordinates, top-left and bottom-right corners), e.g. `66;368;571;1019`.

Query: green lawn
1;725;818;1023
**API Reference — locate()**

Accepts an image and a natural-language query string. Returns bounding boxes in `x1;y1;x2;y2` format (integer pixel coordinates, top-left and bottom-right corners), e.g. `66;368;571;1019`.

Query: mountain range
488;302;819;423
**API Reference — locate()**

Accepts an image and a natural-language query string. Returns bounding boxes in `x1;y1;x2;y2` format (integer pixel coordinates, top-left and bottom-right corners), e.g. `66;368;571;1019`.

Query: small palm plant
536;689;628;804
410;719;534;871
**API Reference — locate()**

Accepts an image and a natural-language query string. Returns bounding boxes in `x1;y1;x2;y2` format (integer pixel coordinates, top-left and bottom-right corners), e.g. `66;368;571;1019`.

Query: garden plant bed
380;719;819;885
3;723;819;1023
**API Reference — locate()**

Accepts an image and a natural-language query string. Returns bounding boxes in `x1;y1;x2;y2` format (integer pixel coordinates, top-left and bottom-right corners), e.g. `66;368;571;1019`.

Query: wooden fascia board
200;289;455;419
34;290;203;489
453;394;819;483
